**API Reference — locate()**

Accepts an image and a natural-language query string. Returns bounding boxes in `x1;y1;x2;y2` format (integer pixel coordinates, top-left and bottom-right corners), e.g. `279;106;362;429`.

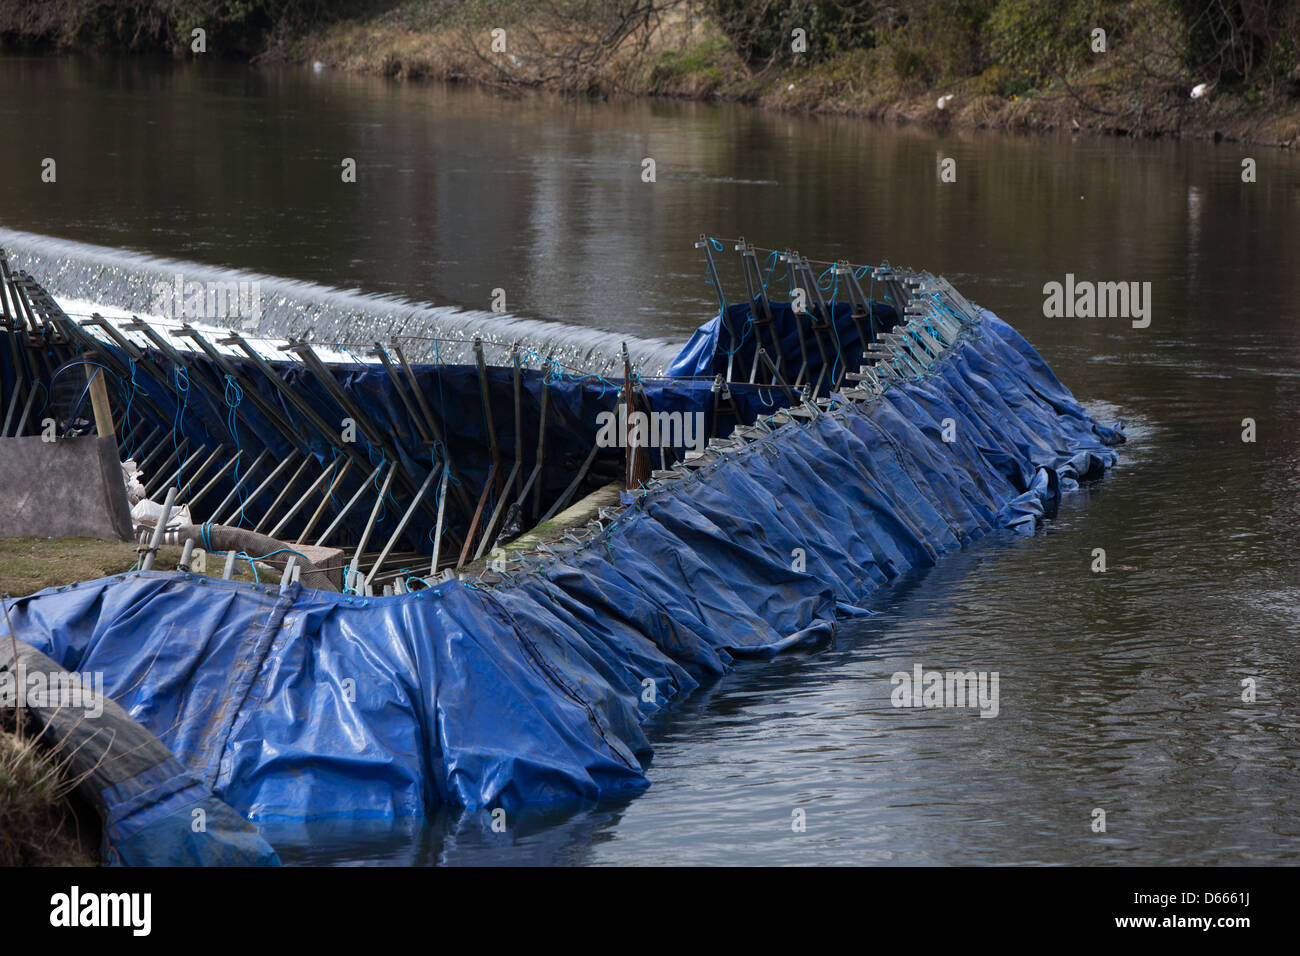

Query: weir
0;227;685;374
0;234;1124;854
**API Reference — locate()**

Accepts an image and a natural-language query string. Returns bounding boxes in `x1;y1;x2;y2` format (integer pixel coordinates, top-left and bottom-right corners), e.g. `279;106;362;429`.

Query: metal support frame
363;462;441;589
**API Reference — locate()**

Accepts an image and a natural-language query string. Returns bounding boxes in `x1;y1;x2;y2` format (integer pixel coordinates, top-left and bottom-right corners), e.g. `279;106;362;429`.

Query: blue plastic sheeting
8;309;1122;823
665;299;899;386
101;759;282;866
0;636;280;866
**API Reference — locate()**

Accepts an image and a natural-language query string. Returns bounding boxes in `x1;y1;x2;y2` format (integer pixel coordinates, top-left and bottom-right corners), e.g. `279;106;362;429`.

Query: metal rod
350;463;396;580
143;438;193;499
456;462;498;569
373;342;432;445
696;235;732;381
364;463;440;589
171;443;225;501
392;340;474;517
271;457;344;540
253;452;314;534
473;337;501;497
151;442;206;499
0;378;20;438
758;349;800;402
532;352;553;518
316;458;386;547
208;448;271;522
13;385;37;437
511;347;524;500
287;338;443;528
294;458;353;543
136;430;176;478
539;443;601;524
475;461;521;562
189;449;245;510
219;450;300;526
140;486;178;571
179;325;312;457
429;467;449;575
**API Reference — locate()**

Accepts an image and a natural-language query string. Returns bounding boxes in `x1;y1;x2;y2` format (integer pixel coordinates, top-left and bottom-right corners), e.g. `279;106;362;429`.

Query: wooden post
622;344;650;491
83;353;115;440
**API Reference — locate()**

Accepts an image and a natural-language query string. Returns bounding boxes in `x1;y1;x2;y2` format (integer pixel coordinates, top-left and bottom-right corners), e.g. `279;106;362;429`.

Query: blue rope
172;364;191;494
826;273;846;386
223;374;249;526
247;547;310;563
423;440;459;547
513;344;619;398
761;251;781;291
236;551;259;584
122;357;139;459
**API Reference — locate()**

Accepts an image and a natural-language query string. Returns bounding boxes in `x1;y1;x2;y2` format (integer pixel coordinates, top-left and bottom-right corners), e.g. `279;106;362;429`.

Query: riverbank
283;2;1300;148
3;2;1298;148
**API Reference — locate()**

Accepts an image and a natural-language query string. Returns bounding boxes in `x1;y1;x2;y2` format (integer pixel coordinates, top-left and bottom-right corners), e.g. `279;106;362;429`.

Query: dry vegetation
291;0;1300;146
2;1;1297;145
0;701;98;866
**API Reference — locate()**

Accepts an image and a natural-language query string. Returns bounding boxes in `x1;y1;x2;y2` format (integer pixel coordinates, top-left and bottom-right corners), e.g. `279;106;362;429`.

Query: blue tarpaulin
7;308;1122;828
665;299;899;387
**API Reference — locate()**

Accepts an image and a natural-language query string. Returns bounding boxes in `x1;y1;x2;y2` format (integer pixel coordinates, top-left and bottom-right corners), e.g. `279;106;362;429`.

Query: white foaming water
0;227;687;375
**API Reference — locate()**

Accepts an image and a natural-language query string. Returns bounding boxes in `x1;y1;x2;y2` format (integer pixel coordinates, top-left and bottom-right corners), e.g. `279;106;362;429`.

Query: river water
2;56;1298;865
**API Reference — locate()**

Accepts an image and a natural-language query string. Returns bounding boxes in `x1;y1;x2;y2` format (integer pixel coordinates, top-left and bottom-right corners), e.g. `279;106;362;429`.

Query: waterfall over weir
0;227;686;375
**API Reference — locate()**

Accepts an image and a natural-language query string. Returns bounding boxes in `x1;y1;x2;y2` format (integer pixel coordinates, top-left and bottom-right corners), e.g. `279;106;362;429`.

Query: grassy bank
5;1;1294;145
0;536;259;596
3;2;1298;146
289;0;1300;146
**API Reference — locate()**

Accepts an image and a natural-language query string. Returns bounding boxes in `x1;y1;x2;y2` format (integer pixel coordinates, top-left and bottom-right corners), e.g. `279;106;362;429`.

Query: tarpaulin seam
482;591;643;774
205;585;298;792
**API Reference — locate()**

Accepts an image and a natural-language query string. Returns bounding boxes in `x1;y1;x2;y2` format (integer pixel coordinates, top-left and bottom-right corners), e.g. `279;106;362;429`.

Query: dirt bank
283;2;1300;148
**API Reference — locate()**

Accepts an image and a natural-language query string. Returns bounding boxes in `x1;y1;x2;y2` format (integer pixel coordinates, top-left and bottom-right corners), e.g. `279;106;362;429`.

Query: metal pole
316;458;386;547
364;463;440;589
473;337;502;498
252;452;314;534
532;352;553;518
349;463;396;583
271;457;345;540
208;448;271;522
189;449;246;510
538;443;601;524
429;467;449;575
456;462;498;569
218;450;300;526
140;486;178;571
293;459;352;543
